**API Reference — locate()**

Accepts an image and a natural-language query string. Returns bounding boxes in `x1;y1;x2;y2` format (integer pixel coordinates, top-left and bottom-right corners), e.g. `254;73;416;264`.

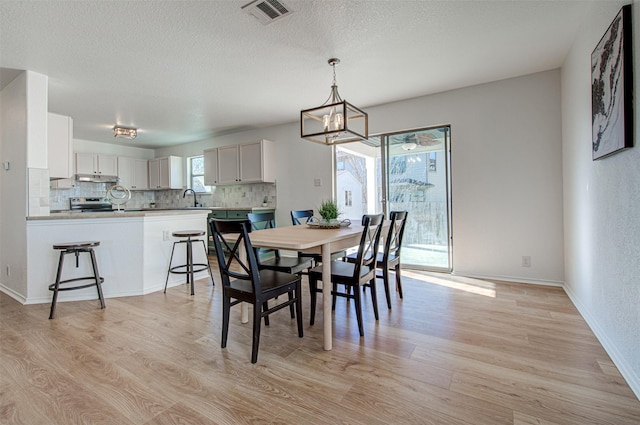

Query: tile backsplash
50;181;276;210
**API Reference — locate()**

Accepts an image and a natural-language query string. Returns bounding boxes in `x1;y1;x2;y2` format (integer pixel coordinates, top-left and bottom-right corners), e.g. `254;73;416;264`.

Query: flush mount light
113;126;137;140
300;58;368;146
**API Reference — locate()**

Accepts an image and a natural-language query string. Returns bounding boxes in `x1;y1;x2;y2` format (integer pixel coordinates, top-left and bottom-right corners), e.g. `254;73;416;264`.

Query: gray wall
561;0;640;398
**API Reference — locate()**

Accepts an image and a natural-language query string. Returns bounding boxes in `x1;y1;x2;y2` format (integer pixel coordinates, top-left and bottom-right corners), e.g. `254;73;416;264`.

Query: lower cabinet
207;209;274;253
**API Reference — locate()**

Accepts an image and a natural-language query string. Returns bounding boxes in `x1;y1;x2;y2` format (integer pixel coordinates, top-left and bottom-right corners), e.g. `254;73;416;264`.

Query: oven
69;197;114;212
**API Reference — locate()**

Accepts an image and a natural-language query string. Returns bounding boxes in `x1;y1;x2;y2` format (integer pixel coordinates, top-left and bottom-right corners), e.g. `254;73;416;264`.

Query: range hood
75;174;120;183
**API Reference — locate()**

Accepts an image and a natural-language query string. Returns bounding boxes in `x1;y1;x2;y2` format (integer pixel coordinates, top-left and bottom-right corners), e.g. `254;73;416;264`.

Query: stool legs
90;248;106;309
49;251;66;320
49;247;106;320
164;236;214;295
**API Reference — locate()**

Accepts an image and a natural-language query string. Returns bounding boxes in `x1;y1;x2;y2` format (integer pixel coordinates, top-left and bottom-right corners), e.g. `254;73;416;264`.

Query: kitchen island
23;209;211;305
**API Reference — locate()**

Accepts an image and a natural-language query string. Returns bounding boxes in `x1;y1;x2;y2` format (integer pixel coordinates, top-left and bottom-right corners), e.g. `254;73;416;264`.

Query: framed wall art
591;4;633;160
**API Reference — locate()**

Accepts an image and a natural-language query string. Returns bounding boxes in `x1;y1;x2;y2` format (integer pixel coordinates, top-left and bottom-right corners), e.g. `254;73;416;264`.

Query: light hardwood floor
1;267;639;424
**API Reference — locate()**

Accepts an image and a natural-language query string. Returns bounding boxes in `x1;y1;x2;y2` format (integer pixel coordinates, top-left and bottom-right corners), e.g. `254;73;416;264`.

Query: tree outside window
188;156;210;193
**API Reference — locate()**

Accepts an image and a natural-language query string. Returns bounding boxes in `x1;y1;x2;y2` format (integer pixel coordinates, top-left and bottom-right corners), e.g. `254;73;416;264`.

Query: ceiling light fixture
300;58;368;146
113;126;137;140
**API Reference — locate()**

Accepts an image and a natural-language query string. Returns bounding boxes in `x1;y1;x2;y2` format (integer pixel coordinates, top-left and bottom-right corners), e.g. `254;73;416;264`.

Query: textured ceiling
0;0;597;149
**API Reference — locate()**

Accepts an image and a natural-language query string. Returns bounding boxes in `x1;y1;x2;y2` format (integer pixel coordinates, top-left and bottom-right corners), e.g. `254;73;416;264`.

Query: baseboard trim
450;271;564;287
562;284;640;401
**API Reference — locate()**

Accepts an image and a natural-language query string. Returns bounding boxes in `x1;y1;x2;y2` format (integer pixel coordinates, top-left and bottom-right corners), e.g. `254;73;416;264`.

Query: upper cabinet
118;157;149;190
204;139;275;185
148;156;183;189
203;147;219;185
75;152;117;176
47;113;73;179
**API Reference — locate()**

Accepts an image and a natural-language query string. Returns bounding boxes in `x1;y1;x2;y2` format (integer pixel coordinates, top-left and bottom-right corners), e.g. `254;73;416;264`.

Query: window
187;155;210;193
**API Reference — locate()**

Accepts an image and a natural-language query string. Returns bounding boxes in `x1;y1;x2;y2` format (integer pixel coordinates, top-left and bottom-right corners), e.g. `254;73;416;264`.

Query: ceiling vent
242;0;292;25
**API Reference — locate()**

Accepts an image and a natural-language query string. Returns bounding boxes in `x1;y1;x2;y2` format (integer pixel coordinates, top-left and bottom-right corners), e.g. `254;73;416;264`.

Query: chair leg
287;292;295;319
221;295;230;348
295;285;303;338
395;264;403;299
199;239;215;286
331;282;338;311
49;251;66;320
382;267;392;309
251;301;263;364
164;242;177;293
263;302;270;326
353;285;364;337
89;248;106;309
309;277;318;325
369;278;379;320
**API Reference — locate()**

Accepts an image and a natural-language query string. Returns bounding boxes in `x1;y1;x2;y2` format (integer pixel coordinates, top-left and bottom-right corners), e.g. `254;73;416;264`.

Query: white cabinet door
47;113;73;179
217;146;240;184
76;152;97;174
148;158;160;189
148;156;183;189
203;148;219;185
133;158;149;190
118;157;148;190
239;139;276;183
76;153;117;175
98;154;117;175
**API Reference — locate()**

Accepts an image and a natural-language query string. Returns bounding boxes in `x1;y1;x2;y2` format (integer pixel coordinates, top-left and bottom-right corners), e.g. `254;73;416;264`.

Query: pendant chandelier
300;58;368;145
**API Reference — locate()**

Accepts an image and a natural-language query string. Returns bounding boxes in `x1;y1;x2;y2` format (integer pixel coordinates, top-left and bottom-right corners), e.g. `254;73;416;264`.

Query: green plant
317;199;340;221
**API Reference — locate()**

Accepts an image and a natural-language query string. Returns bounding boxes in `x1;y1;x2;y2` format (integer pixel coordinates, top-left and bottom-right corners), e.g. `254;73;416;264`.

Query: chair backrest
351;214;385;278
209;219;261;293
290;209;314;225
384;211;408;261
246;212;280;261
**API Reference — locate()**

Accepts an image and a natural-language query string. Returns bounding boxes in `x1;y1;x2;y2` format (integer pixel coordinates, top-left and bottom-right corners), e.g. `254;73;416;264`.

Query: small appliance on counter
69;197;114;212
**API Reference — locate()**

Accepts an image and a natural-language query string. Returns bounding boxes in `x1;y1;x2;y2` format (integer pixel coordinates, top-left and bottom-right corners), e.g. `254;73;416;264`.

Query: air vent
242;0;292;25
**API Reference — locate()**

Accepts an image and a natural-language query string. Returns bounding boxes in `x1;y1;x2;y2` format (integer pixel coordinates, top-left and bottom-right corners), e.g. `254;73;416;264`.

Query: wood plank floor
1;267;639;424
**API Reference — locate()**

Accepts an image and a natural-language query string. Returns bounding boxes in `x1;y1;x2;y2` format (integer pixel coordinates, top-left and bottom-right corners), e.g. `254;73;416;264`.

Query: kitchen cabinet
47;113;73;179
75;153;117;176
118;157;149;190
207;208;274;252
205;139;276;185
148;156;183;189
203;147;219;185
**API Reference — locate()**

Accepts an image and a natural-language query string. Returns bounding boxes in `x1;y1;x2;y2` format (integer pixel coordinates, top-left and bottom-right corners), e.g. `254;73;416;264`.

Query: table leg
322;242;332;350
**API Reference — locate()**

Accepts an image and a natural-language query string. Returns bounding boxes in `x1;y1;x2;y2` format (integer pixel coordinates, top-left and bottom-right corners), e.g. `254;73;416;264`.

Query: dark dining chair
290;209;346;265
307;213;385;336
247;212;313;275
209;218;303;363
346;211;408;309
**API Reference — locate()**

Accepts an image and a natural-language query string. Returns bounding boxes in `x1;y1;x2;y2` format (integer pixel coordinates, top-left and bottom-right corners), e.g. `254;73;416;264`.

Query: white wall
561;0;639;398
0;71;48;298
161;70;565;285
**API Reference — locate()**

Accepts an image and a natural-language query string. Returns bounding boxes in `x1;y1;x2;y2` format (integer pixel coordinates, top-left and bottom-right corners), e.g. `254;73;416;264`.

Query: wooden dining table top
248;223;367;252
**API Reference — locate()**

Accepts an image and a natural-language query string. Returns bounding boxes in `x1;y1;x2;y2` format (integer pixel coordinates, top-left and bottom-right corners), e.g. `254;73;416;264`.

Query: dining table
248;222;367;350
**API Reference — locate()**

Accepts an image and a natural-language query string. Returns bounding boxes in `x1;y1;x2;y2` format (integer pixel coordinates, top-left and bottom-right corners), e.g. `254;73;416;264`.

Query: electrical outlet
314;178;322;187
162;230;170;241
522;256;531;267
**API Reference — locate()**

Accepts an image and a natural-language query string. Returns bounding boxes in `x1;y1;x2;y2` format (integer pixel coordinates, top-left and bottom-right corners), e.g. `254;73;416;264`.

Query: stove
69;197;113;212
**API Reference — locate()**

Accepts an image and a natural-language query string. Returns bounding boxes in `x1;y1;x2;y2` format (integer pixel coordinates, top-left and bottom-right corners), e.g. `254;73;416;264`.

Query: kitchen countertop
29;206;275;220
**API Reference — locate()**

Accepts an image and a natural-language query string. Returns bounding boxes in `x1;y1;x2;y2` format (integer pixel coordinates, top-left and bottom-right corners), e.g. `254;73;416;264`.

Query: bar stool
164;230;214;295
48;241;106;319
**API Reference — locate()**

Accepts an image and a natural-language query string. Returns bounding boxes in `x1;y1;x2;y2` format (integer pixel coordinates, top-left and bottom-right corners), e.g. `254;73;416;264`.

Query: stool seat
53;241;101;250
49;240;105;319
172;230;205;238
165;230;214;295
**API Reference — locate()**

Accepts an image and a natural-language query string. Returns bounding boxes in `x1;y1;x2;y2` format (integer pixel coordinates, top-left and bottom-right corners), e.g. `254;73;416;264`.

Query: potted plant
262;196;268;207
317;199;340;225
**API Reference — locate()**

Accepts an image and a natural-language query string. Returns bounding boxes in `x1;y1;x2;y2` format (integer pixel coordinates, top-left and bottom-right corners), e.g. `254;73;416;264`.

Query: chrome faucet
183;188;199;207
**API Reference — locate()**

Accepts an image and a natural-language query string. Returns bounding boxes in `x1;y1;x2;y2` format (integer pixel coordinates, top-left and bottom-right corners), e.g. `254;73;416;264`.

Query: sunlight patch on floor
403;270;497;298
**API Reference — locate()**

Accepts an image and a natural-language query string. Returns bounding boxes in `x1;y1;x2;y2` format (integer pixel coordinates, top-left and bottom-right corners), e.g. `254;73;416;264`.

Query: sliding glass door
335;125;452;271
